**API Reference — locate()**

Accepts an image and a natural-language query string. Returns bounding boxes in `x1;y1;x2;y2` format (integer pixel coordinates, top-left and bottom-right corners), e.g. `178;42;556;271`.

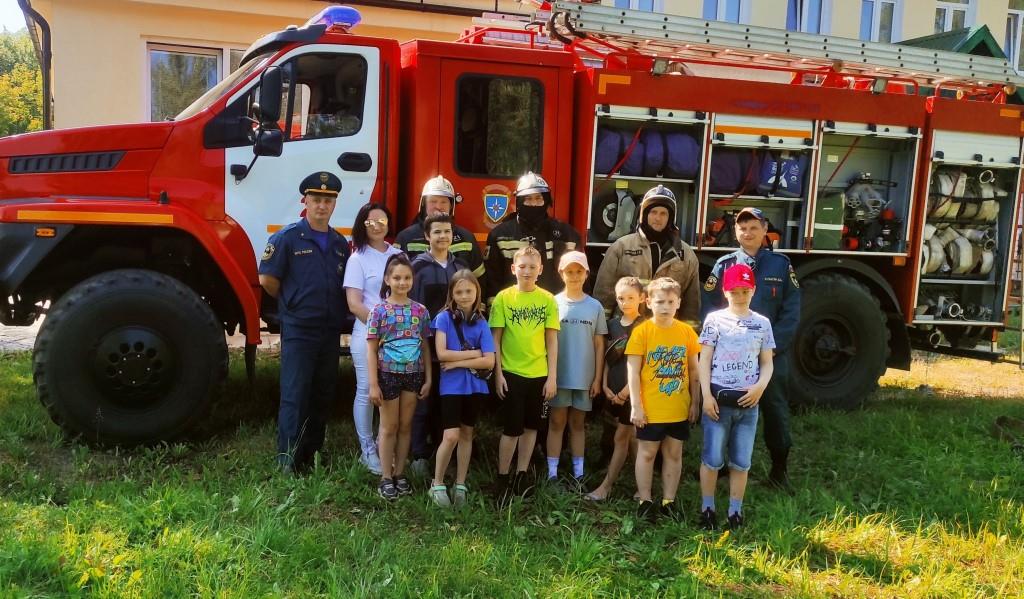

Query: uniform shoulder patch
789;267;800;289
704;274;719;292
261;243;275;261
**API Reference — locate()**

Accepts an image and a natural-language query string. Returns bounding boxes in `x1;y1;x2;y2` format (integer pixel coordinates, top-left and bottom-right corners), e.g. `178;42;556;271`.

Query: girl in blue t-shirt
367;254;432;501
428;270;495;508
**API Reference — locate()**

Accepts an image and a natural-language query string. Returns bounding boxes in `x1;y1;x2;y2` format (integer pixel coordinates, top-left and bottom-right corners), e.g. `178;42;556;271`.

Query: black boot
495;472;512;505
767;448;793;493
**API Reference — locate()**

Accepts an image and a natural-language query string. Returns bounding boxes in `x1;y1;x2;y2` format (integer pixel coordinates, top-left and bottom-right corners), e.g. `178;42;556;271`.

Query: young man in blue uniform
258;172;350;474
700;207;801;491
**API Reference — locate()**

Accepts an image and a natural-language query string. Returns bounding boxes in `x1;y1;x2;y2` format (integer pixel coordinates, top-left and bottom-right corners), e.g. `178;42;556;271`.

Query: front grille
8;151;125;174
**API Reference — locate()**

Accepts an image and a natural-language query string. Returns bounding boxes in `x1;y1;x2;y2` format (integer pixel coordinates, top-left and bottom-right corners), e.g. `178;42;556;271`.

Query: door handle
338;152;372;172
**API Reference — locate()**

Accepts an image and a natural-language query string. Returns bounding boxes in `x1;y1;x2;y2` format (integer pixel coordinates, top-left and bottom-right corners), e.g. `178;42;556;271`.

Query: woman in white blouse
344;202;402;475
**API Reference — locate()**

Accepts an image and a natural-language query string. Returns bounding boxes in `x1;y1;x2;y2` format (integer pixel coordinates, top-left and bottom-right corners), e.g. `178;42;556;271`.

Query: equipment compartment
586;108;706;246
701;114;814;250
813;128;919;253
916;156;1021;327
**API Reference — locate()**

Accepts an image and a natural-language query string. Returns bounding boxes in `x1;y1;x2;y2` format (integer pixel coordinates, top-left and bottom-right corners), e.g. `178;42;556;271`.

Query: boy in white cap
545;251;607;485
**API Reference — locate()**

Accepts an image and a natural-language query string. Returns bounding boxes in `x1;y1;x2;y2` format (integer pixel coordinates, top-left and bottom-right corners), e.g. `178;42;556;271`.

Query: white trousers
349;321;377;455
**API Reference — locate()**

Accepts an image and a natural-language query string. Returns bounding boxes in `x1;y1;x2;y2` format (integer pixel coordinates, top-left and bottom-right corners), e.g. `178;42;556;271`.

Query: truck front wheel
33;269;228;445
790;273;889;410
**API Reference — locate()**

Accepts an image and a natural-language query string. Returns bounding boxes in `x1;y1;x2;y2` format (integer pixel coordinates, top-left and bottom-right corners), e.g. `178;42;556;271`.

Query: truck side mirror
258;66;283;125
254;129;283;157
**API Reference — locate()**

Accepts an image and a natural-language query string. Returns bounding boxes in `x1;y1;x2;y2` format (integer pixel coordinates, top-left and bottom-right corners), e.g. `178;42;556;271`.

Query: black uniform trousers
760;353;792;454
278;323;340;468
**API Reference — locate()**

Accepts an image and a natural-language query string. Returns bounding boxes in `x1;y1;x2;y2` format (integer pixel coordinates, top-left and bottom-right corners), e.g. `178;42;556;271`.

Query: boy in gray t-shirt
697;263;775;531
547;252;607;483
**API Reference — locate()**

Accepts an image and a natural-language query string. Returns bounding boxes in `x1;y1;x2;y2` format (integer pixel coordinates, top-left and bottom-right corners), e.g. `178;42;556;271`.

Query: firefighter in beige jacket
593;185;700;324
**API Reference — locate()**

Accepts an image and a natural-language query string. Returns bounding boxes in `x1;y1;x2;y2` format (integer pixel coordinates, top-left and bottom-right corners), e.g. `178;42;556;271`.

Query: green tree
0;29;43;136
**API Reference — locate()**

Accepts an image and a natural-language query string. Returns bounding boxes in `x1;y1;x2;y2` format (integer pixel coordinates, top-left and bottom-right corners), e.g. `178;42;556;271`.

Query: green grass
1;349;1023;597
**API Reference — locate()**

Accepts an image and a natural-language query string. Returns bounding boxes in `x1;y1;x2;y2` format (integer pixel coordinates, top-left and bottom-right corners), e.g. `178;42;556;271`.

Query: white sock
572;456;584;479
547;456;559;479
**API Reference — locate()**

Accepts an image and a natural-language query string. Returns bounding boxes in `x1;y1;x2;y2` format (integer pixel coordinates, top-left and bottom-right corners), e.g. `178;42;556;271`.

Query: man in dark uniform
485;172;580;303
395;175;486;293
701;207;801;490
258;171;350;474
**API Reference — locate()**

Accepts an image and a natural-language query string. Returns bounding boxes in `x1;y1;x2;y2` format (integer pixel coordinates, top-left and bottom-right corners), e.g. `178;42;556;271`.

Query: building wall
34;0;519;129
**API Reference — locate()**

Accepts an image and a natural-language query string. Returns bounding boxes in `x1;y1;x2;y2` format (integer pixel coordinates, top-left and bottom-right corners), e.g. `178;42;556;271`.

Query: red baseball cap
723;264;755;291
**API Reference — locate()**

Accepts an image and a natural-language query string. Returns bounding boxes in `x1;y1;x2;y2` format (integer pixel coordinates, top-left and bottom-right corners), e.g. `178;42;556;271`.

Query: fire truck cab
0;3;1021;444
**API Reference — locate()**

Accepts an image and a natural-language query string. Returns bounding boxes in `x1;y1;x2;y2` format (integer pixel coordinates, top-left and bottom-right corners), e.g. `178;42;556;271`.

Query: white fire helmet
419;175;456;216
514;172;551;198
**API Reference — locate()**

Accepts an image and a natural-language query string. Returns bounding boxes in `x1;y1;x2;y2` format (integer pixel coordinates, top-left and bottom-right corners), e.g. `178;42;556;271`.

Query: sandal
583;489;608;502
452;483;469;508
429;484;451;508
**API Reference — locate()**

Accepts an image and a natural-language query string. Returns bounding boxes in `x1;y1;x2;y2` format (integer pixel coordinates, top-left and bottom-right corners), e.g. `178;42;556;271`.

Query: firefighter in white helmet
395;174;485;285
593;184;700;323
484;171;581;302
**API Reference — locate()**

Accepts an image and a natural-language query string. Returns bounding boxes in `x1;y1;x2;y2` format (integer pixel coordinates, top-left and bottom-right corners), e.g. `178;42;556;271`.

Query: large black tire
33;269;227;445
790;273;889;410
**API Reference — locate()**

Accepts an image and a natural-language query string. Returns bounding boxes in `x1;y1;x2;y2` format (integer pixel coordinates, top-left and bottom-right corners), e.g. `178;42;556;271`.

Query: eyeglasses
364;218;388;228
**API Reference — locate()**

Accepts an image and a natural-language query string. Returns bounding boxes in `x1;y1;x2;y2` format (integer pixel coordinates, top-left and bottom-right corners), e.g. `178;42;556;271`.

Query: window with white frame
859;0;902;43
147;43;246;122
1005;1;1024;73
702;0;750;24
786;0;832;34
614;0;663;12
934;0;974;34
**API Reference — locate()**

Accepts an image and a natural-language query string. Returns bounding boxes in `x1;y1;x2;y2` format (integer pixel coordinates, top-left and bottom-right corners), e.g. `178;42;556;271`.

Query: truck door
437;59;565;232
224;45;382;258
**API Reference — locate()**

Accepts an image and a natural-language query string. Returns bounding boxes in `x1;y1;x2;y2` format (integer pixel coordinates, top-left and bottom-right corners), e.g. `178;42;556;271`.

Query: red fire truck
1;3;1021;445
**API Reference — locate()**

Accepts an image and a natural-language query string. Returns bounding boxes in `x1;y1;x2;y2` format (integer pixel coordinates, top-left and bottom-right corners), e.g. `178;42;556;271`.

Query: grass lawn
1;343;1023;597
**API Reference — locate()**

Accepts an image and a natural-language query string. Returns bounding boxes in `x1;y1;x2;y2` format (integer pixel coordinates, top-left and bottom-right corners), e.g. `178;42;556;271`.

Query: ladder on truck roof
461;2;1024;96
549;1;1024;91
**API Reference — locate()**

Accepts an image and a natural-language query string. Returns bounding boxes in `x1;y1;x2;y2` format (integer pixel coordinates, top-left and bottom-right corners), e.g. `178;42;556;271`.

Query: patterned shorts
380;370;425;401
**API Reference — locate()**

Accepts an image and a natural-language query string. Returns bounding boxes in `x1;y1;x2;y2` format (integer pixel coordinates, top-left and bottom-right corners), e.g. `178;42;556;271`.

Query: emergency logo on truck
485;193;509;223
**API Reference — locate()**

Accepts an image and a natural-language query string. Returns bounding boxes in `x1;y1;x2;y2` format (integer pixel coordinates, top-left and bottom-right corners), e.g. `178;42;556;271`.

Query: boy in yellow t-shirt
626;277;700;521
489;245;560;501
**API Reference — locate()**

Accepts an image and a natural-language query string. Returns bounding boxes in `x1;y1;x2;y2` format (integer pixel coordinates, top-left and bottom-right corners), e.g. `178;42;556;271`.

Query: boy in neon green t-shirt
489;245;559;500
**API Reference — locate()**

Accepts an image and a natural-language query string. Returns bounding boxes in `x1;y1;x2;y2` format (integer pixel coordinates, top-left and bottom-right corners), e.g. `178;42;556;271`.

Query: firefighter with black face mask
484;172;581;303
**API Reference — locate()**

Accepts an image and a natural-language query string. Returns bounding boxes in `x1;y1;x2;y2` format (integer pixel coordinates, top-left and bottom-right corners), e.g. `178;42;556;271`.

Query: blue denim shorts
701;405;759;472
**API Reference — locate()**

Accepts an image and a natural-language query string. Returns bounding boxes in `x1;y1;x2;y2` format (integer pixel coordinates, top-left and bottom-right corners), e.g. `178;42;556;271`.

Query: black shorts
609;398;633;426
380;371;425;401
635;420;689;442
440;393;483;429
501;372;547;437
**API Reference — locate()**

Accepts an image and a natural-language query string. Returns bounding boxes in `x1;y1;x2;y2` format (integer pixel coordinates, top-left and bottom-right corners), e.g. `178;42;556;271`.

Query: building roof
899;25;1006;59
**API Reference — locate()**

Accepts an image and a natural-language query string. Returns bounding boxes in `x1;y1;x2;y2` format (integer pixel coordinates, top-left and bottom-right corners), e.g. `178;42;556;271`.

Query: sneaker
360;451;383;476
660;500;680;521
378;478;398;501
409;458;431;478
494;473;513;506
452;483;469;508
428;484;451;508
511;471;535;499
699;508;717;531
727;512;744;530
637;500;657;522
394;475;413;496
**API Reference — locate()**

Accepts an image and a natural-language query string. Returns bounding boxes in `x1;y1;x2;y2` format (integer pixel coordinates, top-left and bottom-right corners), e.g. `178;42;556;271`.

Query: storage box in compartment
701;201;801;250
813;134;916;252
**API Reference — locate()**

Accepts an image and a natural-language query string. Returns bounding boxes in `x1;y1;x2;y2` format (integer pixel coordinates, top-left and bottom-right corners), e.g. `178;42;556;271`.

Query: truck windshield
175;52;273;121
